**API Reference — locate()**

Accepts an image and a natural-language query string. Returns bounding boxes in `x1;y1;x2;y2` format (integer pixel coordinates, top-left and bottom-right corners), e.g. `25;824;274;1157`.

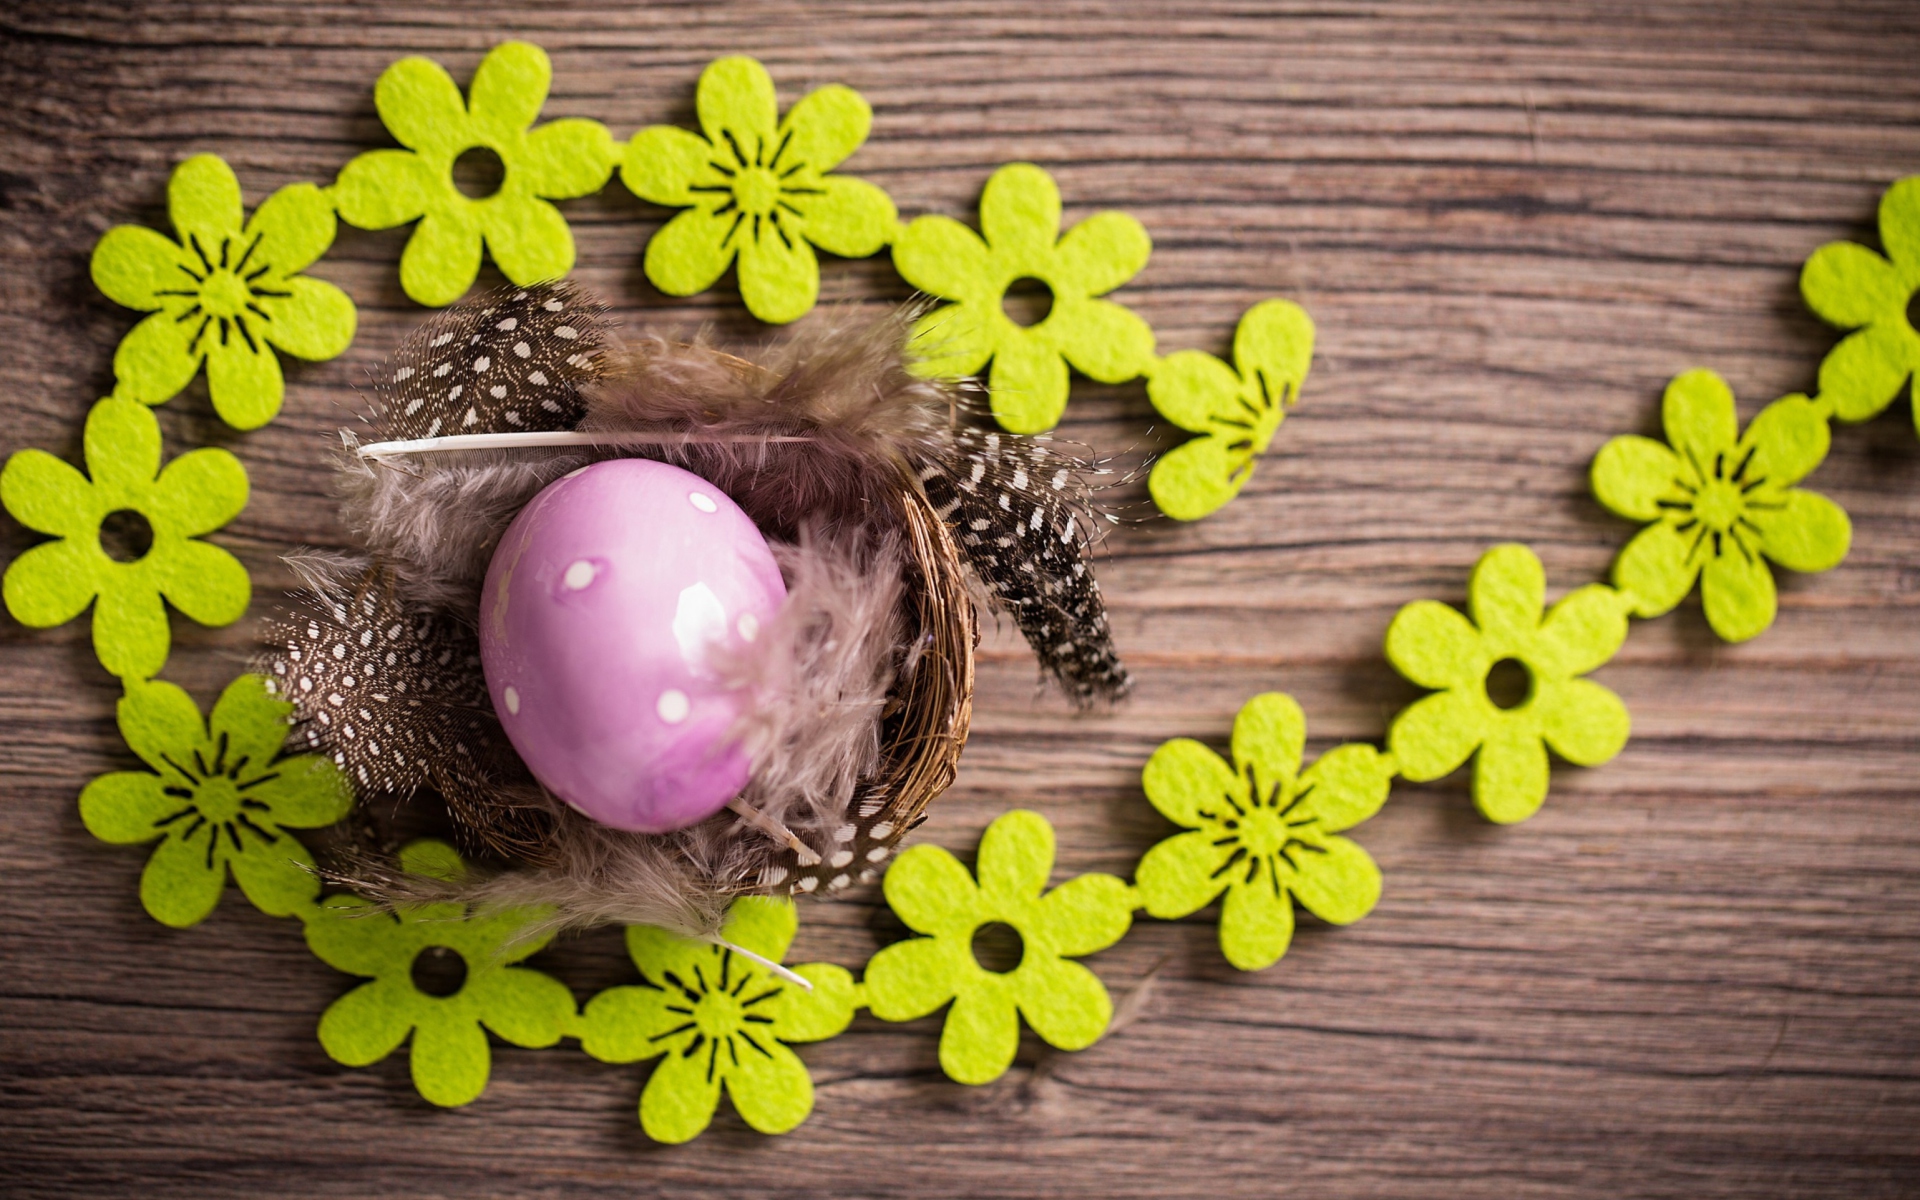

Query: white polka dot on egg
503;686;521;715
688;492;718;513
736;612;759;641
656;689;690;724
562;559;596;590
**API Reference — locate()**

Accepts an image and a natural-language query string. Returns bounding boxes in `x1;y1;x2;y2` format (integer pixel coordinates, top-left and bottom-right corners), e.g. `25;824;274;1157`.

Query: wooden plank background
3;2;1919;1196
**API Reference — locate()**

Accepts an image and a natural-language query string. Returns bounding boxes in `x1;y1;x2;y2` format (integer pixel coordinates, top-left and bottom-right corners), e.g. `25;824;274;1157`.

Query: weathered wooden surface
4;2;1920;1196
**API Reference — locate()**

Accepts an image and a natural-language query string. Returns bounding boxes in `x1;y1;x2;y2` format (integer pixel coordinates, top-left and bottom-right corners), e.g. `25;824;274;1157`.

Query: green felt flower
1800;176;1920;433
303;840;576;1108
1385;543;1631;825
1;397;249;681
622;56;896;325
580;897;856;1143
91;154;355;430
1145;299;1314;521
1135;693;1392;971
893;163;1155;434
333;41;616;308
1593;370;1850;643
77;675;349;928
862;809;1134;1086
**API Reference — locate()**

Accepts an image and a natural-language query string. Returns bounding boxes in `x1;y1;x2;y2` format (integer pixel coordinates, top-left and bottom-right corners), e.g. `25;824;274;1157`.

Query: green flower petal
1612;521;1697;618
246;182;337;277
1217;874;1295;971
1532;583;1629;678
1297;743;1394;833
410;1014;492;1107
645;206;738;298
88;393;162;496
1050;296;1156;385
374;56;468;156
153;539;250;628
1053;210;1150;297
1233;299;1315;398
1534;678;1630;768
467;41;549;136
620;125;710;206
204;334;284;430
1134;830;1229;919
470;967;575;1048
1878;176;1920;273
1384;598;1484;690
725;1038;816;1135
736;224;819;324
908;301;993;380
892;215;992;302
697;56;779;148
978;163;1060;261
580;984;678;1063
975;808;1053;902
862;935;964;1021
1591;434;1683;521
1146;349;1242;433
1231;691;1306;790
1288;834;1381;926
797;175;896;259
1031;873;1133;957
78;771;176;844
1661;369;1740;470
640;1037;723;1142
150;446;247;537
1146;432;1250;522
1012;955;1111;1051
939;978;1020;1085
881;844;983;937
1141;739;1234;829
1468;544;1546;649
256;277;356;362
778;82;871;175
332;149;437;230
303;897;403;976
521;118;616;198
482;197;575;287
92;225;190;311
111;310;203;407
399;211;485;308
722;894;799;962
1700;542;1777;642
774;963;857;1043
1816;322;1916;424
139;830;228;927
1742;394;1831;490
1800;239;1905;328
3;540;99;629
318;979;417;1066
1471;724;1550;824
1755;488;1851;574
398;837;467;883
167;155;244;252
92;580;169;681
227;832;321;918
114;678;207;776
2;448;96;537
987;332;1069;434
1386;688;1486;783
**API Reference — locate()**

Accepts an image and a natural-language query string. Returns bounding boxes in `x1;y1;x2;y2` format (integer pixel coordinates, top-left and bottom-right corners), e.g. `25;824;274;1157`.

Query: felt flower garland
4;40;1914;1145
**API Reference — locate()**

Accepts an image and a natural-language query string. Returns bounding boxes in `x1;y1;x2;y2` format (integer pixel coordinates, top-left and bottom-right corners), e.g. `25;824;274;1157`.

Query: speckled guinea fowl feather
370;281;609;442
915;427;1129;705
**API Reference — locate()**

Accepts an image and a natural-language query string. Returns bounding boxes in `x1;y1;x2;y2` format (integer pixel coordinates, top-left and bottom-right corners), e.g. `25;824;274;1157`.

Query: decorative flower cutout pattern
580;897;856;1143
333;41;615;308
1800;175;1920;434
91;154;355;430
894;163;1155;434
1145;299;1315;520
1385;544;1631;824
862;809;1134;1085
1;398;249;681
304;840;576;1108
78;675;350;927
623;56;896;325
1135;693;1392;971
1593;370;1850;643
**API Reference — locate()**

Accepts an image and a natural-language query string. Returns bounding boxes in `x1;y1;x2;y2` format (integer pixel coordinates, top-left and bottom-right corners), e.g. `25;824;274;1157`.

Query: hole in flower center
98;509;154;563
410;945;469;998
452;146;507;200
1484;657;1533;711
970;922;1026;974
1001;276;1055;328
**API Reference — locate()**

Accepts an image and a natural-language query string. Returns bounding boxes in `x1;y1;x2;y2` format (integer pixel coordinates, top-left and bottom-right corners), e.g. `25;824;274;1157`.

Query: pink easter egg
478;458;785;833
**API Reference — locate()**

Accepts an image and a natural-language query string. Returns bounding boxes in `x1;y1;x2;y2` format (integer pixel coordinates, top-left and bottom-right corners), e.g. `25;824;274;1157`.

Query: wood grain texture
4;2;1920;1196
